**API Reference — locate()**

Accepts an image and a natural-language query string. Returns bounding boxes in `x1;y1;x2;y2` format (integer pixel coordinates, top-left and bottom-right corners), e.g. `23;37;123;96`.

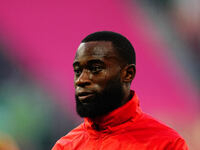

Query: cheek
92;69;118;91
92;71;109;90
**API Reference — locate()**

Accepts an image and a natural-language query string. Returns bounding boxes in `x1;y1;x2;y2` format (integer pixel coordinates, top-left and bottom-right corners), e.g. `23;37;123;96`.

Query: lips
77;92;95;102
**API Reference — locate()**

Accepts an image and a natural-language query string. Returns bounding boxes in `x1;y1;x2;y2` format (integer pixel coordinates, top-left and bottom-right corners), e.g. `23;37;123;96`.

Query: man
52;31;188;150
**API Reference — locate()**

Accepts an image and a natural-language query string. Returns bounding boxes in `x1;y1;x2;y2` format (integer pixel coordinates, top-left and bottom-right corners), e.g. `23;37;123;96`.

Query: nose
75;69;91;87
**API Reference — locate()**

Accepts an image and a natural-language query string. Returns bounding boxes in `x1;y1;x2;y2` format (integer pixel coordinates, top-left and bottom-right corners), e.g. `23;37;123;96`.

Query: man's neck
121;90;132;106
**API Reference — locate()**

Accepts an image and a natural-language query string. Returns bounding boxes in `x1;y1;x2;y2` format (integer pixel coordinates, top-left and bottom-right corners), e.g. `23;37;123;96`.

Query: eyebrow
87;59;104;65
73;59;104;67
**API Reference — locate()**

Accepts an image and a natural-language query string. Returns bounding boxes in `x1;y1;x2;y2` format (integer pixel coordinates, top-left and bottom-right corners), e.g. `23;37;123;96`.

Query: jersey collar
84;90;142;132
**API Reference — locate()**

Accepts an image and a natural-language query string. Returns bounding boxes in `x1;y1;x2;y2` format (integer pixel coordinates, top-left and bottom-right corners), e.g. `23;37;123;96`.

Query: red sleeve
51;143;63;150
172;138;189;150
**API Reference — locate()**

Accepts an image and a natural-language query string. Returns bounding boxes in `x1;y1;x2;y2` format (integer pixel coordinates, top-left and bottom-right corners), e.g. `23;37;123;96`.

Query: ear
121;64;136;83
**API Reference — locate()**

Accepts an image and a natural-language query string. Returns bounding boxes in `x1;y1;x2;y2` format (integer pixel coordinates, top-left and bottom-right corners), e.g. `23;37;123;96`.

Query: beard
75;76;125;118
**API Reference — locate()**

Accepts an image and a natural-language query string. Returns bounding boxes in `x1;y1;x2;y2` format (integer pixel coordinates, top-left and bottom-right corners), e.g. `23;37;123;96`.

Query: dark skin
73;41;135;108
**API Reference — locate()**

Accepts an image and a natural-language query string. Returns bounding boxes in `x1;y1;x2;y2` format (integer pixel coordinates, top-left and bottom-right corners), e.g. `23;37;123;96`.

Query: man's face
73;41;125;118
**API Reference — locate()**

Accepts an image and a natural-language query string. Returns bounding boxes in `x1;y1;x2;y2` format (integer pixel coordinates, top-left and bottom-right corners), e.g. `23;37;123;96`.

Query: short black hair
81;31;136;65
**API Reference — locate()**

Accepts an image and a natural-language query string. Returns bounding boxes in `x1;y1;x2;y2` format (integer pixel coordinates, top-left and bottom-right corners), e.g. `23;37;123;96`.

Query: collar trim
84;90;142;131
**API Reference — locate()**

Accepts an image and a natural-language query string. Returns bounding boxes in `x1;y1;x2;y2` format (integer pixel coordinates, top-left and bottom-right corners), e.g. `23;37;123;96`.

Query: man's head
73;31;136;118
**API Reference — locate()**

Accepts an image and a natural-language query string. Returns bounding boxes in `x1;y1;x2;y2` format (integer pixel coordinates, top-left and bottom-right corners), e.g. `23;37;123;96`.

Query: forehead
74;41;119;62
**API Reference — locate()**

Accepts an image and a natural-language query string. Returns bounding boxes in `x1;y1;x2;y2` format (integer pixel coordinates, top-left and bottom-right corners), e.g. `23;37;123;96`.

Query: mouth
77;92;95;102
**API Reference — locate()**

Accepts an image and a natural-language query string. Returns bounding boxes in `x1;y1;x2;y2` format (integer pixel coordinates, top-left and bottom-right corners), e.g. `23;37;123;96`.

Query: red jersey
52;91;188;150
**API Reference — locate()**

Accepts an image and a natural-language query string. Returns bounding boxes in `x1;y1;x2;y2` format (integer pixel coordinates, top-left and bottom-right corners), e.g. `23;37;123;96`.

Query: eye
90;65;103;74
73;67;82;76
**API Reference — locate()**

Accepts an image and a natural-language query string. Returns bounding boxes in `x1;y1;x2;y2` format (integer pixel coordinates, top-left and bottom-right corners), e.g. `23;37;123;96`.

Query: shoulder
52;123;86;150
134;113;182;137
124;112;184;139
128;113;188;149
169;137;189;150
140;113;181;137
118;113;189;149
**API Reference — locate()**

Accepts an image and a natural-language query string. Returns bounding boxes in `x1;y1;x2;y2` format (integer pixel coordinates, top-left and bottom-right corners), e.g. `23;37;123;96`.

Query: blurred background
0;0;199;149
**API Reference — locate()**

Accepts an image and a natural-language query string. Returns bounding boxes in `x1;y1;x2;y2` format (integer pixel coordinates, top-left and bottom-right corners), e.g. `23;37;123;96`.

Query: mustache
75;87;96;95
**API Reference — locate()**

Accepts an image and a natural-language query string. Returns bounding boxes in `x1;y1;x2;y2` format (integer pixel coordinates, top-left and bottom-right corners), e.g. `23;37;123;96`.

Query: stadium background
0;0;199;149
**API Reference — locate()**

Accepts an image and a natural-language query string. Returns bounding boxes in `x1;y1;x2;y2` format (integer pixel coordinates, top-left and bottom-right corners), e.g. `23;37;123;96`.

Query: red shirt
52;91;188;150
